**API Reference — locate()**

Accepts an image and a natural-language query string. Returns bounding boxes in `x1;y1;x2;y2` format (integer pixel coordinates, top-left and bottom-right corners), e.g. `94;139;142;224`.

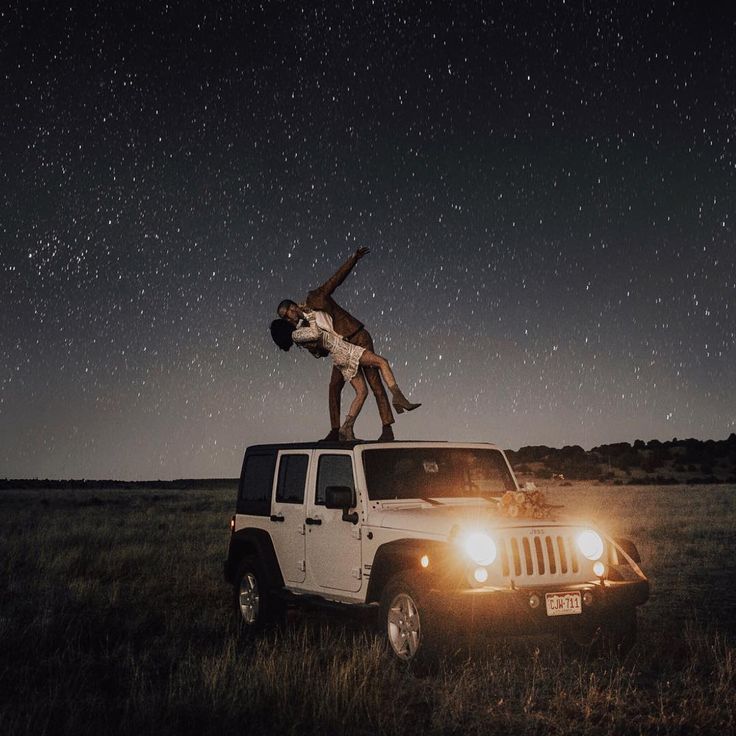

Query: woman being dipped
271;307;420;440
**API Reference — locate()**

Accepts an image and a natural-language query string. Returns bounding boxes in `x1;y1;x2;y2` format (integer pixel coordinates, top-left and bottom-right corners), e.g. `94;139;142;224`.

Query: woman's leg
340;371;369;440
359;350;421;413
347;371;369;418
358;350;397;388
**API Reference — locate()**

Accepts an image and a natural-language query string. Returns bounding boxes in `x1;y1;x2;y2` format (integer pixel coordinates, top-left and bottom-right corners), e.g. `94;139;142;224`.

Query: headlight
464;532;497;566
577;530;604;561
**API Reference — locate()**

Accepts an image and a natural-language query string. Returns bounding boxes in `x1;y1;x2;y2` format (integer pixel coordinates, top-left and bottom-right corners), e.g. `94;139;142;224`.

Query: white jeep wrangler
224;441;649;663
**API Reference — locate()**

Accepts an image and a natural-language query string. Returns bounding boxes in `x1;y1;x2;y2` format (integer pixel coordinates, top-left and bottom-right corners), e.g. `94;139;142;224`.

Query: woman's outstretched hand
355;246;370;260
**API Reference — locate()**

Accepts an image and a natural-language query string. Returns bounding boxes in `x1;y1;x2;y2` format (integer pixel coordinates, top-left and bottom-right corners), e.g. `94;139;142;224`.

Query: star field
1;1;734;479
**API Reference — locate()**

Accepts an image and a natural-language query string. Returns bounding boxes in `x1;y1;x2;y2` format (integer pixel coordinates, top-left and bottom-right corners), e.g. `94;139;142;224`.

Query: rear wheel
233;557;284;634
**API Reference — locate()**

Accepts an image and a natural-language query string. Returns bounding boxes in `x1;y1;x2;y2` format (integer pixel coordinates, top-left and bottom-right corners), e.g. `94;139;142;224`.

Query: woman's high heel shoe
388;384;421;414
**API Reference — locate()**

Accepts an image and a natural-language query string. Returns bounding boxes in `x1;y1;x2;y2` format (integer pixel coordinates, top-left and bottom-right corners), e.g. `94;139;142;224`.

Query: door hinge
351;567;362;580
298;560;306;572
351;527;361;540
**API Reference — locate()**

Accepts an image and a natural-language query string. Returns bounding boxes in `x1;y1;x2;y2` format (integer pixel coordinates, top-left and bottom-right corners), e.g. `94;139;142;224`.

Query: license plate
545;591;582;617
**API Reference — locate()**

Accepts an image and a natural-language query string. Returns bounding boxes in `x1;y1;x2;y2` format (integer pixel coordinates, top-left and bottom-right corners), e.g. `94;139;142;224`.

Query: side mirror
325;485;359;524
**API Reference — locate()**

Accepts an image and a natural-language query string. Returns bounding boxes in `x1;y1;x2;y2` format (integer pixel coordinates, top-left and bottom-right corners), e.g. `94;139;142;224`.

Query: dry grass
0;484;734;735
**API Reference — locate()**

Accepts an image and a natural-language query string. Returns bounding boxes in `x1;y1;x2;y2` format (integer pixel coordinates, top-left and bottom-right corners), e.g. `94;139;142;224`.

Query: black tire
564;608;638;656
379;574;443;668
233;556;284;634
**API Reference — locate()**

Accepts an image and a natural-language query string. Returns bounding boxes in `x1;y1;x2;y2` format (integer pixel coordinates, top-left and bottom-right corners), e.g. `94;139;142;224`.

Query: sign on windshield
362;448;516;501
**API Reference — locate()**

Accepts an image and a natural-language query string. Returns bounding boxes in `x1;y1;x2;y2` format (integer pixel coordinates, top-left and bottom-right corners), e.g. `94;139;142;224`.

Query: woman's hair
270;318;296;351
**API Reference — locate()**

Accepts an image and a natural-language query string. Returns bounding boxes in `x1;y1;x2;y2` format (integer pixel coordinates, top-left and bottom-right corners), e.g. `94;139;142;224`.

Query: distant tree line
506;433;736;484
0;478;238;491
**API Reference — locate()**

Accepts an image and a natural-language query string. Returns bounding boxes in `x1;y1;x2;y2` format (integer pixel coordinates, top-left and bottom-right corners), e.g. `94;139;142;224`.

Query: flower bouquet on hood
497;489;560;520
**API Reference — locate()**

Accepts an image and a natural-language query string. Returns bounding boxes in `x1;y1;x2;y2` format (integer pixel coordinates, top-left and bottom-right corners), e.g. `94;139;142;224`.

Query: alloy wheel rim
387;592;421;660
238;572;260;624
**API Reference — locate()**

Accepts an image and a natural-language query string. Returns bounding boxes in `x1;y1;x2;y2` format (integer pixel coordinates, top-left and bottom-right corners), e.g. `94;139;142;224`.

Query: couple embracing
270;248;420;441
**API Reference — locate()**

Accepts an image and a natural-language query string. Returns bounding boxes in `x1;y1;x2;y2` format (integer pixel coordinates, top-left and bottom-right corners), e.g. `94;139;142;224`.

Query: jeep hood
366;501;579;537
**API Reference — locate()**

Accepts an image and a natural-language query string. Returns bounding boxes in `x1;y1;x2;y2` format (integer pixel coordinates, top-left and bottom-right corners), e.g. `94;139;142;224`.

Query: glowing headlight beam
577;530;604;561
464;532;497;566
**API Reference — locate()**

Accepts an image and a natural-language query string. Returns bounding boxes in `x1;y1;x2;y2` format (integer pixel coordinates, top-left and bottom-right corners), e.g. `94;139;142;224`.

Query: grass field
1;484;734;735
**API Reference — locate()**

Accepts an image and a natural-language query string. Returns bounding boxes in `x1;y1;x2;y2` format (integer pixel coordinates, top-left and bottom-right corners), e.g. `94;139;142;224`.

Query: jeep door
305;451;362;592
269;450;309;584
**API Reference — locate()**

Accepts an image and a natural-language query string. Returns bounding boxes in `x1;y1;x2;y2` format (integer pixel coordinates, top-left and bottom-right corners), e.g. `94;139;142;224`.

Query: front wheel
379;575;441;666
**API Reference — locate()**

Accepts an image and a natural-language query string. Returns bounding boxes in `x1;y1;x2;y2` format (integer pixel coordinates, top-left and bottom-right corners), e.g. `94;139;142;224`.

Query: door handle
305;517;322;526
270;514;285;522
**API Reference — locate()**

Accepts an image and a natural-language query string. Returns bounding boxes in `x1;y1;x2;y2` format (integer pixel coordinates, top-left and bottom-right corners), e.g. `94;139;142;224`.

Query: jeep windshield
362;447;516;501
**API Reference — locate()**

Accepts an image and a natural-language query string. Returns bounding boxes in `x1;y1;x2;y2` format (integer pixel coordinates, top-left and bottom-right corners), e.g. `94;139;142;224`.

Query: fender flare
225;527;284;589
613;537;641;564
365;538;458;603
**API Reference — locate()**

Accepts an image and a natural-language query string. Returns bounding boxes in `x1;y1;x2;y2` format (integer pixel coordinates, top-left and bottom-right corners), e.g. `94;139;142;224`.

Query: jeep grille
498;533;580;579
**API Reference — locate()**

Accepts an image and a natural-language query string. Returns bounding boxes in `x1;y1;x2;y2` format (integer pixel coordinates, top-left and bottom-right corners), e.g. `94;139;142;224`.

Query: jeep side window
315;455;354;506
275;454;309;504
237;453;276;516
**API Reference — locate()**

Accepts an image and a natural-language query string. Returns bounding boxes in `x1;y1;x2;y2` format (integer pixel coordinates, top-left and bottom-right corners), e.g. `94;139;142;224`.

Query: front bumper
429;579;649;635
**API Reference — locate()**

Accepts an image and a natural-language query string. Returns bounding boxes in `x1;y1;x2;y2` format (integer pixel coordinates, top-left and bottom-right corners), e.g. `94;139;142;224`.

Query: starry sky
2;1;734;480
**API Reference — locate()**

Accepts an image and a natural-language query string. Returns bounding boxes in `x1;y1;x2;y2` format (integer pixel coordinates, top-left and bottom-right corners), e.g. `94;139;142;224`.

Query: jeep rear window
237;453;276;516
362;448;515;500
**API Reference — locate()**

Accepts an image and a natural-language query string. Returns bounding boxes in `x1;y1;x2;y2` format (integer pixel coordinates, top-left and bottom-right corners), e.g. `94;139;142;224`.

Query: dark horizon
3;431;734;484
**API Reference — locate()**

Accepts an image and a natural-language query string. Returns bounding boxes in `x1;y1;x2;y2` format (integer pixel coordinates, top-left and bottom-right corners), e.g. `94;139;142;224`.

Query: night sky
2;1;734;480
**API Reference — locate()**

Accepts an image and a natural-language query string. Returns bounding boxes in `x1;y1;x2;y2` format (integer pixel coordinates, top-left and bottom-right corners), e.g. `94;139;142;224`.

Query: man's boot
321;428;340;442
377;424;395;441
